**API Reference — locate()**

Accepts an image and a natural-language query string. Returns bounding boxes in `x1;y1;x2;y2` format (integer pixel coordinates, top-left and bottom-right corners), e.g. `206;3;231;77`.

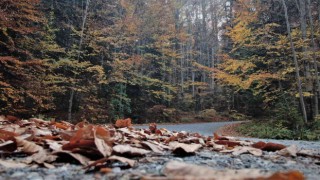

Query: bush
237;121;294;139
146;105;181;123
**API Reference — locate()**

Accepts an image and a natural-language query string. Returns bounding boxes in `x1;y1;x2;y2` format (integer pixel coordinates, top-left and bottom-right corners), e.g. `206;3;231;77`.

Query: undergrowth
237;120;320;141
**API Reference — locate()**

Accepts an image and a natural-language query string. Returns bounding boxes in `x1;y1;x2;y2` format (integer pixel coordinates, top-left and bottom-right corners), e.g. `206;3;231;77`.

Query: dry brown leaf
297;149;320;159
169;142;202;155
221;146;263;156
25;149;57;164
214;133;229;140
0;129;17;141
163;161;275;180
252;141;286;152
53;122;70;130
149;123;157;133
45;140;63;151
113;144;150;156
43;162;55;169
252;141;267;149
215;140;241;147
163;161;305;180
115;118;132;128
0;159;28;168
15;137;43;154
6;115;20;122
141;141;164;154
32;127;52;136
53;151;90;166
29;118;48;125
256;171;305;180
108;155;136;167
277;145;298;157
211;142;225;151
0;140;17;152
69;125;94;143
94;128;112;157
62;139;96;151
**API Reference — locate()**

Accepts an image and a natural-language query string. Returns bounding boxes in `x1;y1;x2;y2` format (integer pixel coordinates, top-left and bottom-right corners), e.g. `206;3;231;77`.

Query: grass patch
236;120;320;141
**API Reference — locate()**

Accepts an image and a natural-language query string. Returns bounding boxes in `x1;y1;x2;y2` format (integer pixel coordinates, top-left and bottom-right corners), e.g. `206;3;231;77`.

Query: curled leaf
108;155;136;167
169;142;202;155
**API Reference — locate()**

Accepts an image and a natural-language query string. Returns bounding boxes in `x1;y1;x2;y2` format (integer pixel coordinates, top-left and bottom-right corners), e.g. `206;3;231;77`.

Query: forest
1;0;320;140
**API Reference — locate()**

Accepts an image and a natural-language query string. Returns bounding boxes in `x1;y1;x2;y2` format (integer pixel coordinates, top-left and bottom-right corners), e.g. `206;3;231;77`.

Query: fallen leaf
0;159;28;168
43;162;55;169
297;149;320;159
215;140;241;147
221;146;263;156
211;142;225;151
115;118;132;128
252;141;267;149
169;142;202;155
149;123;157;133
277;145;298;157
94;128;112;157
108;155;136;167
53;151;90;166
257;171;304;180
214;133;229;140
45;140;63;151
6;115;20;123
53;122;70;130
0;129;17;141
113;144;150;156
0;140;17;152
29;118;48;125
15;137;43;154
141;141;164;154
26;149;57;164
32;127;52;136
163;161;273;180
62;139;96;151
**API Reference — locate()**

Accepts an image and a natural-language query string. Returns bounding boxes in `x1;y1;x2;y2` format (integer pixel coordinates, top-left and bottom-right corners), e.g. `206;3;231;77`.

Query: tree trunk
68;89;75;122
307;0;320;116
68;0;91;122
282;0;308;123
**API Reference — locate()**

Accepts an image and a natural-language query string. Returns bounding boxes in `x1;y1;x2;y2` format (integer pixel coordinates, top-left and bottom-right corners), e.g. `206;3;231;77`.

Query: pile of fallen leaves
0;115;318;179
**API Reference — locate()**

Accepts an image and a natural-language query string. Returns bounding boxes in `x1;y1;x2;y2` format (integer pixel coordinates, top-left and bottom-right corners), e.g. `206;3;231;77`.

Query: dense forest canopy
1;0;320;129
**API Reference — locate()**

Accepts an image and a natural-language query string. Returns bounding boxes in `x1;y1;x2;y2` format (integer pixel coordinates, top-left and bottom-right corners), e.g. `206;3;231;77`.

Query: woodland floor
0;118;319;180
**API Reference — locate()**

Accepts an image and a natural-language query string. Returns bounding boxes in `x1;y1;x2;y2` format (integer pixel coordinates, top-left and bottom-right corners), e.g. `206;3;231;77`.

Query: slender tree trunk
68;89;75;122
282;0;308;123
307;0;320;116
192;71;195;97
68;0;91;121
180;44;184;93
299;0;312;91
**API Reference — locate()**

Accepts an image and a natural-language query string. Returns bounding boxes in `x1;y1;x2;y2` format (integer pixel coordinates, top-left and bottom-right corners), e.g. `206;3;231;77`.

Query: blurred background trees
1;0;320;132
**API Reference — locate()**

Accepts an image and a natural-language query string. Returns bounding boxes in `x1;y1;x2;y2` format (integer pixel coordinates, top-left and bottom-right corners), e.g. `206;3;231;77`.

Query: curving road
135;121;236;136
135;122;320;150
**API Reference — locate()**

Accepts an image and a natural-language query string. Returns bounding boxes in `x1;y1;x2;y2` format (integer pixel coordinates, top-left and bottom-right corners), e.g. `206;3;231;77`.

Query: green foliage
109;83;131;120
237;121;294;140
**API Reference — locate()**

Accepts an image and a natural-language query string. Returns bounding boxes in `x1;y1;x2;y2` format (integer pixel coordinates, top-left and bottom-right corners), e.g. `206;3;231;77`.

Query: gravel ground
0;122;319;180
